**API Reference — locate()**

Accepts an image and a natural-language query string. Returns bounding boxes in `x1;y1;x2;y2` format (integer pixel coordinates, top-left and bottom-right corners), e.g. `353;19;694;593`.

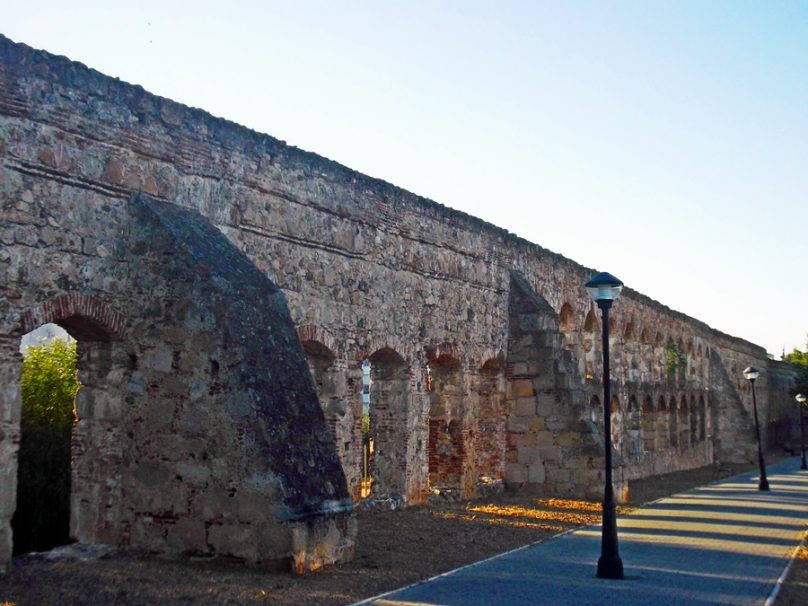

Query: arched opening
638;327;651;382
360;359;372;498
428;353;465;496
584;309;598;333
656;396;669;449
678;395;689;450
583;309;599;380
641;395;655;452
590;394;601;425
665;337;678;379
699;395;707;442
623;321;635;341
627;395;641;457
13;324;78;554
669;396;679;448
610;396;622;452
558;302;574;332
689;395;698;446
652;333;665;382
367;347;410;499
6;296;126;559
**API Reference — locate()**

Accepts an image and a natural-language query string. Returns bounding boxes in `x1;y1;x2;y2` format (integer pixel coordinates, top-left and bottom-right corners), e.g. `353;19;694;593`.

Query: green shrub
12;338;79;554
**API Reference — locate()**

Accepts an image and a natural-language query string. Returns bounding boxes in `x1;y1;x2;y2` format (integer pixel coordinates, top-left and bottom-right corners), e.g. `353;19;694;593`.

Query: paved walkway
356;457;808;605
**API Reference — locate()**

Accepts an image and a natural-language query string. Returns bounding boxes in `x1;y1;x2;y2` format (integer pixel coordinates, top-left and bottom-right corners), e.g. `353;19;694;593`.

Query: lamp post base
758;477;770;491
597;555;624;579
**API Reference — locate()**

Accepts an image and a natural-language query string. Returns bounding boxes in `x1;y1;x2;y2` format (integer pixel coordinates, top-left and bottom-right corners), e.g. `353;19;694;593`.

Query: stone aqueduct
0;36;794;572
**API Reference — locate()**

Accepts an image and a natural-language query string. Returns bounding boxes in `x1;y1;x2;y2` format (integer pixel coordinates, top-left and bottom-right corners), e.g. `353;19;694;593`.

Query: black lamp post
743;366;769;491
586;271;624;580
796;394;807;470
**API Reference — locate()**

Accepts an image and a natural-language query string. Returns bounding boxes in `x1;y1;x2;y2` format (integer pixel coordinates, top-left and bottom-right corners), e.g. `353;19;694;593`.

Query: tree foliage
665;341;686;377
12;338;79;554
784;339;808;399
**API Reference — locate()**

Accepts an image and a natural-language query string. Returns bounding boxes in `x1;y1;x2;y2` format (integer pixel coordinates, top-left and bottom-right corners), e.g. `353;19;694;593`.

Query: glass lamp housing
797;393;807;405
585;272;624;302
743;366;760;381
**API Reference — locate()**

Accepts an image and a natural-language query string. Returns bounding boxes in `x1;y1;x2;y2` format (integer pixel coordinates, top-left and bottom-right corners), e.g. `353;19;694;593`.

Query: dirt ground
1;458;806;606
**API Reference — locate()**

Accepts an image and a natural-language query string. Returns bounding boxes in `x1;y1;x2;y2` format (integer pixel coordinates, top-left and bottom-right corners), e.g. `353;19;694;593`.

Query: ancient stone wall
0;136;355;571
0;35;793;569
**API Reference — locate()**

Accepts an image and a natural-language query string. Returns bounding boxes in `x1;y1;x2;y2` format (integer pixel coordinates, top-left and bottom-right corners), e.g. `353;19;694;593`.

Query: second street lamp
743;366;770;491
796;394;807;470
586;271;624;580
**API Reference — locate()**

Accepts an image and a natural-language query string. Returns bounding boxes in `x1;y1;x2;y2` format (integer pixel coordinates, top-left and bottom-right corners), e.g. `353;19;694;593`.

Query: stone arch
610;396;622;452
584;309;598;333
626;395;641;457
656;395;669;449
12;323;78;555
676;338;686;380
652;333;665;381
366;347;411;499
623;320;635;340
641;395;655;452
558;302;574;332
297;323;338;356
669;395;679;448
6;294;129;559
22;293;124;339
590;394;601;424
689;395;699;445
428;349;466;497
678;394;689;450
699;394;707;441
636;327;652;382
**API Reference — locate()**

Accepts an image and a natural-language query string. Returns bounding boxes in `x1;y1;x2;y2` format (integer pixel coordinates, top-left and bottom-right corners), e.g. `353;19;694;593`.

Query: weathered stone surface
0;34;794;574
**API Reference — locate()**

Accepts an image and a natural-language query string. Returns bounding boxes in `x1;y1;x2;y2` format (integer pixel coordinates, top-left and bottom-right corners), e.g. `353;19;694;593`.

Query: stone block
507;415;529;433
528;463;546;484
546;468;571;484
517;445;539;464
511;379;534;398
514;397;536;416
536;431;554;446
528;416;545;431
556;431;580;446
505;464;527;485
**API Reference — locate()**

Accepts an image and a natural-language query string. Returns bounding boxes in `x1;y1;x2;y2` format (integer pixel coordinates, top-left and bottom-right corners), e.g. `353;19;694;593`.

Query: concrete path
356;457;808;606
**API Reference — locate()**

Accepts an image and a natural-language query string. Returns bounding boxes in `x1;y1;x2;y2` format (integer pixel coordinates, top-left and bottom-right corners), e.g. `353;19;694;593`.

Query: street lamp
586;271;624;580
743;366;769;491
796;394;807;470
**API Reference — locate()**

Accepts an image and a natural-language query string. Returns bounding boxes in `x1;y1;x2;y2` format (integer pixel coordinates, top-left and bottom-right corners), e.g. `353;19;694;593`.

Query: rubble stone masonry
0;35;793;572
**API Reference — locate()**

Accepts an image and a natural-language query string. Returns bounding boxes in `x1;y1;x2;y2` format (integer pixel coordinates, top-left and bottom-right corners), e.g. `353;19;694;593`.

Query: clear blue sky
5;1;807;358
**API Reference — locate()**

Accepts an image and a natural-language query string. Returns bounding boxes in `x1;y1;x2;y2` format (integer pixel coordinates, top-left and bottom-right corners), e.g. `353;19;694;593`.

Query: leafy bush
12;338;79;554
